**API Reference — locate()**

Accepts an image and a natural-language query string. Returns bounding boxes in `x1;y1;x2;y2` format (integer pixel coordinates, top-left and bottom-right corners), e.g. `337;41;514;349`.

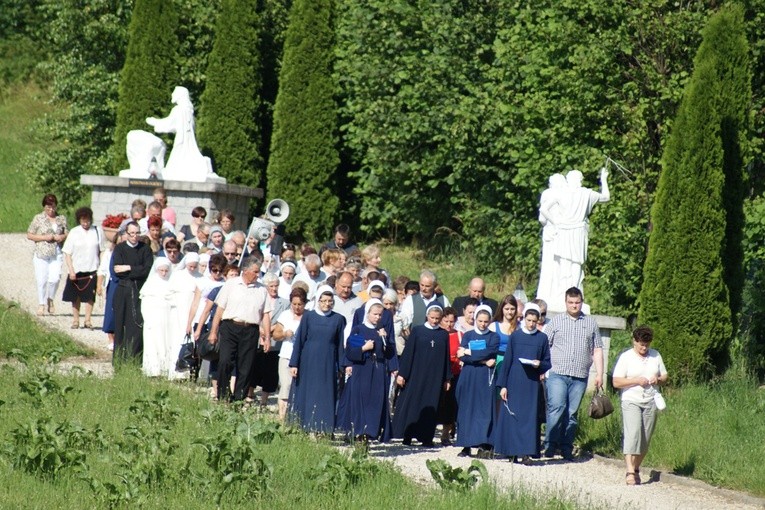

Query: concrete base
80;174;263;234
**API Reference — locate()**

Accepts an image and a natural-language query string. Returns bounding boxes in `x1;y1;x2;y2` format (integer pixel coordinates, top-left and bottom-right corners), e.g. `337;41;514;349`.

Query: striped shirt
546;312;602;379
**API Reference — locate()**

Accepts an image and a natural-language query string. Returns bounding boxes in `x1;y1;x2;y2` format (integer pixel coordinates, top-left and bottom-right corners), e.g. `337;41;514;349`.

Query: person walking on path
543;286;603;460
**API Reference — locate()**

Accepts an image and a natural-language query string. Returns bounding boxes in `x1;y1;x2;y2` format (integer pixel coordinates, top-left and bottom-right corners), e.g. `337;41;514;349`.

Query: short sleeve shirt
546;312;603;379
613;348;667;404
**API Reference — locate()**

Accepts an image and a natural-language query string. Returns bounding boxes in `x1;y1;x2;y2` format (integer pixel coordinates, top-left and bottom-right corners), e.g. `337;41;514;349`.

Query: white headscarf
314;284;334;316
424;303;443;329
367;279;385;294
521;303;541;334
176;252;200;272
473;304;493;334
363;298;383;329
139;257;173;299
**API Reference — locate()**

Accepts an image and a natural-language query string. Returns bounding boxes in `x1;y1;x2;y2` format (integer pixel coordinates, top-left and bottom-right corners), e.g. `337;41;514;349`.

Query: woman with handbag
612;325;669;486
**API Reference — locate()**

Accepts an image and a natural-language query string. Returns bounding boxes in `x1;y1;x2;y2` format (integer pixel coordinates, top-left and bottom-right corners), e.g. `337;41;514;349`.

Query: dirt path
1;232;762;509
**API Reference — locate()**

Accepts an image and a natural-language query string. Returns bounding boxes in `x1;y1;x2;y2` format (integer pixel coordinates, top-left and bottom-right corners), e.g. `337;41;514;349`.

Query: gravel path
2;232;762;509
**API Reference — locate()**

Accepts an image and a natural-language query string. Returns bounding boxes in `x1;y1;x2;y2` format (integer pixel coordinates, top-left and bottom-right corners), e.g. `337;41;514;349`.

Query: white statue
145;86;224;183
119;130;166;179
536;167;609;311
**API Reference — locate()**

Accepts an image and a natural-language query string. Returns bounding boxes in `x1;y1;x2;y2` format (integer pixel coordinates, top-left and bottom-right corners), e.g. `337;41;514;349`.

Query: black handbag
587;387;614;419
196;331;220;361
175;334;196;371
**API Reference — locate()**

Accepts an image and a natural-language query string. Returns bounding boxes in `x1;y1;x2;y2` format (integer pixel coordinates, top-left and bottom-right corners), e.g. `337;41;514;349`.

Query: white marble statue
536;167;609;311
145;86;224;183
120;130;166;179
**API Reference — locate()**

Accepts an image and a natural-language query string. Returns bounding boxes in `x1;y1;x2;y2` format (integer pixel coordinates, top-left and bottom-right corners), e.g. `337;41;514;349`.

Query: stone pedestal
546;313;627;391
80;175;262;233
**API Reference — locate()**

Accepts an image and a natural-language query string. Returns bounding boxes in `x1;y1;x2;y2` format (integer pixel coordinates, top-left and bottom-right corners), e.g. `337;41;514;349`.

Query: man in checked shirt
543;287;603;461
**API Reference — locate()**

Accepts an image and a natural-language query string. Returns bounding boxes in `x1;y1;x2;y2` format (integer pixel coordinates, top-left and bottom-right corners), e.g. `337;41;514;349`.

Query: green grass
577;368;765;497
0;297;92;359
0;364;577;509
0;82;53;233
381;244;517;303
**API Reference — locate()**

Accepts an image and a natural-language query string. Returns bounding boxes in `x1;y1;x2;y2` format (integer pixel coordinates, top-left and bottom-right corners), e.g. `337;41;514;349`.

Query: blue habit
289;310;346;433
455;329;500;448
492;328;551;457
392;325;451;443
338;323;399;441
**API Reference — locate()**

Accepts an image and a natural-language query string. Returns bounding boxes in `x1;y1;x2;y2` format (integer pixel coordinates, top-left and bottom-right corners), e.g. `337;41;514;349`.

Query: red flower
102;213;128;228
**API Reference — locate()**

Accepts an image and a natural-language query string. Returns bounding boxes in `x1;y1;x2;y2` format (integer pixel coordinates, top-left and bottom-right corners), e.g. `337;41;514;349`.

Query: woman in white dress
167;252;203;380
140;257;173;377
271;287;308;422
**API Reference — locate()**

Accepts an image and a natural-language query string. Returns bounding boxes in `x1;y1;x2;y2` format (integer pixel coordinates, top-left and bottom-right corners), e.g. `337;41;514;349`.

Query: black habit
110;240;153;365
392;324;451;444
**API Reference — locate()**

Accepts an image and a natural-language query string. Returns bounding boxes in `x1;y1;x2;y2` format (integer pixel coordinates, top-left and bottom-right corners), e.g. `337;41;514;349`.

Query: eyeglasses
193;214;206;219
210;268;222;274
126;231;139;236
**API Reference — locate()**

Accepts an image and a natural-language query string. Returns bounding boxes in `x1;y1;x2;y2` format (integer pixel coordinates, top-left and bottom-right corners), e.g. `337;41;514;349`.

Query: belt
226;319;257;327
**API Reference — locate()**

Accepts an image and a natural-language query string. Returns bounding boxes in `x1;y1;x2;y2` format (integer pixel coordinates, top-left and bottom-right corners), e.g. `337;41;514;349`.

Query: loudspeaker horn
265;199;290;224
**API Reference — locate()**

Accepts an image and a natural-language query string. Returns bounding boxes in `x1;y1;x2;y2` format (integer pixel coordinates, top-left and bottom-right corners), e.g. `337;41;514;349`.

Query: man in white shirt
138;201;176;236
332;271;362;340
208;257;272;402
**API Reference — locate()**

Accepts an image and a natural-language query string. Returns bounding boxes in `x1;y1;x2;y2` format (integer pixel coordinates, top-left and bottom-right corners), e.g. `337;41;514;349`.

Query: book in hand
518;358;536;365
347;334;366;349
468;339;487;351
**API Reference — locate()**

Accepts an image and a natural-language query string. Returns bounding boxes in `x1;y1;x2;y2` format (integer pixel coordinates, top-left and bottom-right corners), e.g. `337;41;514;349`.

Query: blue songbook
347;334;366;349
468;339;486;351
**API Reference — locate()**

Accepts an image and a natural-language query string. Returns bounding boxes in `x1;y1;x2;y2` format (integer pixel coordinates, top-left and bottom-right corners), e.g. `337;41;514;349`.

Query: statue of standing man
536;167;609;311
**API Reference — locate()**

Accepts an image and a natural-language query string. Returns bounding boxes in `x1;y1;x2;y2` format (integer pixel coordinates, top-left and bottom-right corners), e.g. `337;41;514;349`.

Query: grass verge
0;82;53;233
0;297;92;359
0;363;576;509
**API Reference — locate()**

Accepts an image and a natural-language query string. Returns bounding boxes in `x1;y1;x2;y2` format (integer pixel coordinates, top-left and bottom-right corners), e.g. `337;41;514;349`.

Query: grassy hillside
0;82;52;232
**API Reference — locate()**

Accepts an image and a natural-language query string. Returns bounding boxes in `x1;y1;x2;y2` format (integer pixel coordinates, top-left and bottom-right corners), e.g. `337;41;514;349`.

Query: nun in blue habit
492;303;551;461
455;304;500;458
339;298;399;442
289;284;346;434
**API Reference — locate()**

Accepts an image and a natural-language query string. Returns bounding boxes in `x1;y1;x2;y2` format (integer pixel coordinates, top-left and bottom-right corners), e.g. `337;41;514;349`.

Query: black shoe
421;440;435;447
475;447;494;459
441;436;452;446
402;437;412;446
457;447;471;457
562;452;576;462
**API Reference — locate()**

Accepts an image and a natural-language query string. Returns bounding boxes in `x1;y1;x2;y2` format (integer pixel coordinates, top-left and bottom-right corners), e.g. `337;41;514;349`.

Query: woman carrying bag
612;325;669;486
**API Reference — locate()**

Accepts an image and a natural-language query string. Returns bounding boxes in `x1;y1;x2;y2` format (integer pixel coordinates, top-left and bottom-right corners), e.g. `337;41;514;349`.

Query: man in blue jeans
544;287;603;460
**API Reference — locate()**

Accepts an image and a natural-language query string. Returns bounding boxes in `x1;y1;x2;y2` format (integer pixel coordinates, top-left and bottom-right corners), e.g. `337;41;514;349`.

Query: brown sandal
635;469;641;485
83;321;93;330
626;472;638;486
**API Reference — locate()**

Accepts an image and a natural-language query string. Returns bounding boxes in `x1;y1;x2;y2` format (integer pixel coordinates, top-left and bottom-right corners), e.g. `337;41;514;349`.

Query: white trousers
33;253;63;305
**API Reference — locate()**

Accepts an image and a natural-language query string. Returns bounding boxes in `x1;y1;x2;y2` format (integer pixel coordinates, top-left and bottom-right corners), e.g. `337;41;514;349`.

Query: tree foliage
197;0;263;187
336;0;764;315
638;5;751;382
26;0;132;207
112;0;180;172
266;0;340;239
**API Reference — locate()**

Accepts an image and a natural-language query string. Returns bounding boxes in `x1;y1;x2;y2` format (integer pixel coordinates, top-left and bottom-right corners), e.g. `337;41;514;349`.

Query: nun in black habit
392;303;451;446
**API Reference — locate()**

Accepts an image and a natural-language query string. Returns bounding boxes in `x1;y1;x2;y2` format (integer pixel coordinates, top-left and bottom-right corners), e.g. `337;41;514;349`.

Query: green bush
266;0;340;240
197;0;263;187
111;0;179;172
638;5;751;382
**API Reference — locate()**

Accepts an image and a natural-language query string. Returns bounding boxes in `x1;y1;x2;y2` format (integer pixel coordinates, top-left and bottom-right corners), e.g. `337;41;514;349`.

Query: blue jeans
545;371;588;456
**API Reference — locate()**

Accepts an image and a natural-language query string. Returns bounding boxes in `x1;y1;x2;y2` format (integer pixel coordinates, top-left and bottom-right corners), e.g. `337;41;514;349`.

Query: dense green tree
639;5;751;382
197;0;263;187
266;0;339;239
26;0;132;207
112;0;180;172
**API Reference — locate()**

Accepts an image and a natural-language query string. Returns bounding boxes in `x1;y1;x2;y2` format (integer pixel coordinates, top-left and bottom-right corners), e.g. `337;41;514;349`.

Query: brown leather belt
227;319;257;327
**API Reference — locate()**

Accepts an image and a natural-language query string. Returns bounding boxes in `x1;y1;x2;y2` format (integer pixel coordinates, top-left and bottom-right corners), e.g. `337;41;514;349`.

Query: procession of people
27;187;668;483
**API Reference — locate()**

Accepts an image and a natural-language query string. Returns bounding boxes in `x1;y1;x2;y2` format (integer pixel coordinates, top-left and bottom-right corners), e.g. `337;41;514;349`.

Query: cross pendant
430;339;435;348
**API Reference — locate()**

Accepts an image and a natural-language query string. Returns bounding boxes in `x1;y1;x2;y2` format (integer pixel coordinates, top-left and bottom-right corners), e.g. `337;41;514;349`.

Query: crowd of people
26;189;669;485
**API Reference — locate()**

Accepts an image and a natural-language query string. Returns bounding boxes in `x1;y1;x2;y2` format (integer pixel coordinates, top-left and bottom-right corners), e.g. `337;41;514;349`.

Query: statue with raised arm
145;86;224;183
536;167;609;311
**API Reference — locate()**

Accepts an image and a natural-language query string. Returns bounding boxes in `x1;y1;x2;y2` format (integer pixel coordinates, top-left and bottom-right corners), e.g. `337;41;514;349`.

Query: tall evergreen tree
638;5;751;382
197;0;263;187
112;0;179;172
266;0;339;239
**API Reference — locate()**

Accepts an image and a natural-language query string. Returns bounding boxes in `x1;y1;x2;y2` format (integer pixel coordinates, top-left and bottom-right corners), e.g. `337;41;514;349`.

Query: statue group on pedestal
536;167;610;312
121;86;224;183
